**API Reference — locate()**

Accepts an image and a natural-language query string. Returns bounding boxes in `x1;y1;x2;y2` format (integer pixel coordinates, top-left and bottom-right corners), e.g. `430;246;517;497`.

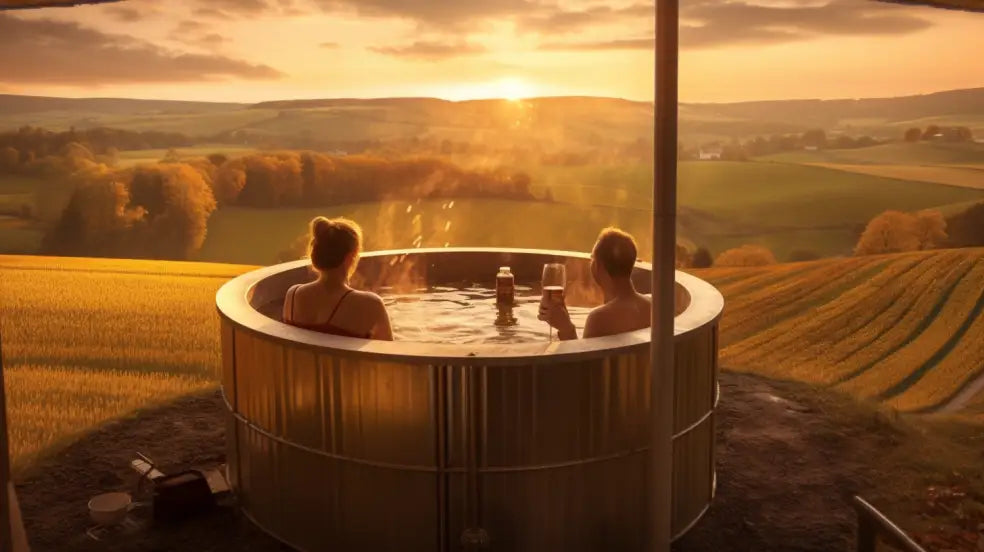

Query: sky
0;0;982;104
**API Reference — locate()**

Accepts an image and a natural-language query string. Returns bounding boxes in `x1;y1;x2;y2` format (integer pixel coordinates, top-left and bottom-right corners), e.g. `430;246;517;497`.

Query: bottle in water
496;266;514;306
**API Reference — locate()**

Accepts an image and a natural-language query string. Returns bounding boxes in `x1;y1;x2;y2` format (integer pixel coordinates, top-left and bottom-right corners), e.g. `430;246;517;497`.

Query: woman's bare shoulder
350;289;386;305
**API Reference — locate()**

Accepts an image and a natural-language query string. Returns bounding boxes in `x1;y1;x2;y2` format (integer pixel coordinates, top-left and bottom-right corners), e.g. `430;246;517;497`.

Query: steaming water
380;285;592;344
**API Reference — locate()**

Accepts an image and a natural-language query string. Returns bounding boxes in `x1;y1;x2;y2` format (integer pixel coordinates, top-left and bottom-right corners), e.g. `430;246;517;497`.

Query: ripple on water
381;286;590;344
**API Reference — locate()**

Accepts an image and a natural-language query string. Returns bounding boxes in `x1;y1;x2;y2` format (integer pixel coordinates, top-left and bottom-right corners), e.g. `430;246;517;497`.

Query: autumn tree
42;178;133;257
903;128;922;142
945;201;984;247
127;163;217;259
161;149;181;163
213;164;247;205
922;125;941;140
833;135;857;149
207;153;229;167
691;247;713;269
714;245;776;267
853;209;946;256
912;209;948;250
60;141;96;172
0;146;18;171
801;129;827;149
675;243;692;268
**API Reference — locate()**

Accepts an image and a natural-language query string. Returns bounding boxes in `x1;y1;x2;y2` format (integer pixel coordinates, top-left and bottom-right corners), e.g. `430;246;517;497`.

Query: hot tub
216;247;723;551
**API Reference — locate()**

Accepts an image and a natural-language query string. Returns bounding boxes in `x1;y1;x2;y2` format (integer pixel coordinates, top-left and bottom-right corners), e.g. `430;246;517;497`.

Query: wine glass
541;263;566;341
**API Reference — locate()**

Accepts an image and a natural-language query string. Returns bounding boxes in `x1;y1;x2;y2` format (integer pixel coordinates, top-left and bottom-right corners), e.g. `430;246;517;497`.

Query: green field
195;160;984;265
199;199;656;265
115;145;257;167
2;153;982;263
762;142;984;166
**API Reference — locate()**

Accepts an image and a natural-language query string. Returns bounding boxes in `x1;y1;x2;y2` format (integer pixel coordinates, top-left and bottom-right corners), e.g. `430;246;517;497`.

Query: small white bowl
88;492;132;526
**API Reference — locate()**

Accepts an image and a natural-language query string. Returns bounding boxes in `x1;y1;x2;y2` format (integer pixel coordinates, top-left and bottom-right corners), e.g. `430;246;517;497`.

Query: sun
493;78;533;101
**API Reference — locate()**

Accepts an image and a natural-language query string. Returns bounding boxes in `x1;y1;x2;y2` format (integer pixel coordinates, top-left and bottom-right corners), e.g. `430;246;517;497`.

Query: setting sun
493;78;533;101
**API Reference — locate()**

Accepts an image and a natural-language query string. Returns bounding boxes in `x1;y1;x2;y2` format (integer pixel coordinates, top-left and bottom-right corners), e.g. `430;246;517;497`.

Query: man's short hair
593;227;637;278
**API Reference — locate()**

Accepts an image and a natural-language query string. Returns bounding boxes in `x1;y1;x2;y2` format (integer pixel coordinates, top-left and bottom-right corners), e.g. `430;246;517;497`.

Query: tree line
0;126;193;166
903;126;974;143
208;151;534;208
38;145;537;260
677;200;984;269
682;124;976;162
680;129;886;161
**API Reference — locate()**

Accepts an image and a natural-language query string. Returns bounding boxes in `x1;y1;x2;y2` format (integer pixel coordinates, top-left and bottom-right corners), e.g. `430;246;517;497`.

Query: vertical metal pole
651;0;679;550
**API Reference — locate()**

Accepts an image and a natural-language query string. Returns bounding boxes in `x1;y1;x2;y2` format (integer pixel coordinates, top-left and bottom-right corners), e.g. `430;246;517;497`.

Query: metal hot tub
215;247;723;551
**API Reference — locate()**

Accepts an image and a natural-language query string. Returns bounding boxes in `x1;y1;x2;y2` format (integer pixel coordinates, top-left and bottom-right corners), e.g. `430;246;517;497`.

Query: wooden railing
853;496;926;552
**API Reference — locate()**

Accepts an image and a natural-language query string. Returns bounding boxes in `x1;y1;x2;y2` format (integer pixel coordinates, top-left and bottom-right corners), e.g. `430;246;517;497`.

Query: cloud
540;38;652;51
319;41;340;49
0;14;283;85
193;7;231;18
173;20;208;35
190;0;297;18
104;5;143;22
680;0;934;48
518;3;651;34
196;33;229;47
369;40;486;60
311;0;537;26
539;0;935;51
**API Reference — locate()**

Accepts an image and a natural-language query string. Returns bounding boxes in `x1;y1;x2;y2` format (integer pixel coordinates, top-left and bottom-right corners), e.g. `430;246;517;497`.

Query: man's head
591;227;637;286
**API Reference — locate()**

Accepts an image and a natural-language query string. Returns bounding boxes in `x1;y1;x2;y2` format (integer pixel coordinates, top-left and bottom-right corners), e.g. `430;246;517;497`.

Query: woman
283;217;394;340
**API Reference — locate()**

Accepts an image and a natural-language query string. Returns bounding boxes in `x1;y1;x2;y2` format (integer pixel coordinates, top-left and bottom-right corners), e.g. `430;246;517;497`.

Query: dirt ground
14;371;984;552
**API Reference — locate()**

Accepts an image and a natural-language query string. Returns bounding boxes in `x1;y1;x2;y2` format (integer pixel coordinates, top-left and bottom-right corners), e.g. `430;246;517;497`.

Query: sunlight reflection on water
380;286;590;344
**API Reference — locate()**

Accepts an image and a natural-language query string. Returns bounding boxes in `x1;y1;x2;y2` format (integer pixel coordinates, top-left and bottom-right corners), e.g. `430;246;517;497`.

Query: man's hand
539;299;577;340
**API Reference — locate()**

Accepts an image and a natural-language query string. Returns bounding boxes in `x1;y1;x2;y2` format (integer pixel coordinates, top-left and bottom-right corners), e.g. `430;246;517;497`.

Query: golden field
693;247;984;421
0;256;253;472
0;249;982;471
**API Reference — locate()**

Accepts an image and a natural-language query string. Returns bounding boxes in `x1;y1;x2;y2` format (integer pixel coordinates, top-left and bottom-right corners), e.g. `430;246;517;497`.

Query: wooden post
651;0;679;550
0;327;12;552
0;329;29;552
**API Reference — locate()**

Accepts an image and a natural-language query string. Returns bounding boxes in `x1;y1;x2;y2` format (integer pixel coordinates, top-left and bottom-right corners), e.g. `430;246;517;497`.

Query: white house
698;144;723;160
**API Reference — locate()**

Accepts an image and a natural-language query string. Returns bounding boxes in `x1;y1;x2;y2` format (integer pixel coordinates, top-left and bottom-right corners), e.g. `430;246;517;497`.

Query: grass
761;142;984;166
0;255;253;472
199;199;656;265
2;154;982;262
194;160;984;265
691;248;984;418
804;163;984;190
115;145;257;168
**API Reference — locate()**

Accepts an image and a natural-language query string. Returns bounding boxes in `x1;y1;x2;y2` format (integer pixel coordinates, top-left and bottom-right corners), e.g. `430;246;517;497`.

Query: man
540;227;651;340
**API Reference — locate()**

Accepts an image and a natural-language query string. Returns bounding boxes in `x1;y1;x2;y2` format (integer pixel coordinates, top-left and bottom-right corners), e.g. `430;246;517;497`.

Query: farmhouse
698;143;723;160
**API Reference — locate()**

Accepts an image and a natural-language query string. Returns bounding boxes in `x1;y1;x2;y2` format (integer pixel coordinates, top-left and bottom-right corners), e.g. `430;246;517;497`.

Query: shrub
714;245;776;267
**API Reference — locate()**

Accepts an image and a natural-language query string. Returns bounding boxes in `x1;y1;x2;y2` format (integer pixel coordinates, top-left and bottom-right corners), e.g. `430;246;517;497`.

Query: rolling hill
1;249;982;471
3;87;984;145
693;247;984;418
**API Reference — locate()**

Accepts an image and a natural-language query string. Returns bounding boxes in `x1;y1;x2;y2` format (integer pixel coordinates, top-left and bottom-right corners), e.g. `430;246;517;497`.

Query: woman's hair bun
312;217;335;239
308;217;363;273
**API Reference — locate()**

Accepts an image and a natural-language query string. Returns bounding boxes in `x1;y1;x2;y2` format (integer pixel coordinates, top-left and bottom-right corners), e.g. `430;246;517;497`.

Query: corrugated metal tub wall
215;248;723;551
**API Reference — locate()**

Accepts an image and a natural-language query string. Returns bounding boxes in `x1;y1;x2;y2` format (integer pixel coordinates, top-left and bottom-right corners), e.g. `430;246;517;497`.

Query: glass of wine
541;263;567;341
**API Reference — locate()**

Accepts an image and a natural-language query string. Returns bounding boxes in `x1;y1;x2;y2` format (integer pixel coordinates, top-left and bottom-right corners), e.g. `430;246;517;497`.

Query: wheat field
0;256;253;472
1;249;982;471
693;247;984;421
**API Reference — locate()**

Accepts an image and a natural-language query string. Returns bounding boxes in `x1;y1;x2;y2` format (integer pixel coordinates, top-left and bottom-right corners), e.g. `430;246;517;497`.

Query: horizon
3;83;984;107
